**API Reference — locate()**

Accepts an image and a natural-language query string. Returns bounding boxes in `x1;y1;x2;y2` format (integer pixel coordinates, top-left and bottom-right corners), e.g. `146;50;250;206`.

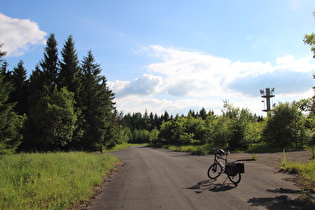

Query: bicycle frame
213;151;228;170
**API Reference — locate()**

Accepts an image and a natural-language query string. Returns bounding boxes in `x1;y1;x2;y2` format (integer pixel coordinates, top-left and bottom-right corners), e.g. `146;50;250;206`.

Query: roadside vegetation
281;149;315;202
0;152;119;209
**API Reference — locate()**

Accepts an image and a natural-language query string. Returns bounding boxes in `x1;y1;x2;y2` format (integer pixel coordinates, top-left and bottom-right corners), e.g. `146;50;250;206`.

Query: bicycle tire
207;163;223;179
228;172;241;185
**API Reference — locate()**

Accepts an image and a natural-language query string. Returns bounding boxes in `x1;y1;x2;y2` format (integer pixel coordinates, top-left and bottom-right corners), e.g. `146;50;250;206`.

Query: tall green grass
0;152;119;209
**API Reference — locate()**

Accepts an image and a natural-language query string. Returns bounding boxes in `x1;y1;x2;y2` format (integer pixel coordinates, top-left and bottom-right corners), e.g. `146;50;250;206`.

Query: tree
40;33;59;87
303;11;315;116
10;60;29;115
59;35;81;94
262;102;304;149
211;115;232;148
75;51;117;150
24;87;77;151
222;101;254;150
0;46;23;154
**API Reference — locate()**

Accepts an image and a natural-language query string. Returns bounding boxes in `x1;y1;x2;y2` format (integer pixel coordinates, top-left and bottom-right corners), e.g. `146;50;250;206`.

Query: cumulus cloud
144;46;315;97
0;13;46;56
110;45;315;115
112;74;163;97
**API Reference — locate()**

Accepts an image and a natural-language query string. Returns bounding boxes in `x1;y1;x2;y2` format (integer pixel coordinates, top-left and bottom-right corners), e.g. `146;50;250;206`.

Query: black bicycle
207;148;244;185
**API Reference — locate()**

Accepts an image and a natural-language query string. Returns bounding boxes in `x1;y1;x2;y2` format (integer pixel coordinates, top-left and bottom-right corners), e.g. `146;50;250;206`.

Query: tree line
119;101;315;150
0;34;118;153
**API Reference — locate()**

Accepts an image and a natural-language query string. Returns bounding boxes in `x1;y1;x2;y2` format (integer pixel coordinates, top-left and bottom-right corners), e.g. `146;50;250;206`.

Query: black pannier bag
225;162;245;176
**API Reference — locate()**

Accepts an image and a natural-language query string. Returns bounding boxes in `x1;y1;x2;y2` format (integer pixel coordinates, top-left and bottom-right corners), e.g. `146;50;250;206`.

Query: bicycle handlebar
213;148;230;156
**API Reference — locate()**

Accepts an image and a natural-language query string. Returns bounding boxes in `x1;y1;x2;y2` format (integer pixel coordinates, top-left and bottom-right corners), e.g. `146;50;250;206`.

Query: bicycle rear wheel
207;163;223;179
228;173;241;185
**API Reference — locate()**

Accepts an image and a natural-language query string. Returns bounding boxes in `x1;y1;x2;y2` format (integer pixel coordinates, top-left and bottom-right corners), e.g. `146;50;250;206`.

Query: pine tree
40;33;59;87
76;51;117;150
10;60;29;115
0;46;22;154
59;35;81;94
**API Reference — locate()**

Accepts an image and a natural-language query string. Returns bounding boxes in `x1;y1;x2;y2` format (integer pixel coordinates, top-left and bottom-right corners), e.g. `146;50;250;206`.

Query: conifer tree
10;60;29;115
59;35;81;94
0;46;22;154
40;33;59;87
76;51;117;150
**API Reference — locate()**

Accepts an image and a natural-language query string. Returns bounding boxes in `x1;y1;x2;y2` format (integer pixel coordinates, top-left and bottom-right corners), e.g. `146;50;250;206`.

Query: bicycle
207;148;244;185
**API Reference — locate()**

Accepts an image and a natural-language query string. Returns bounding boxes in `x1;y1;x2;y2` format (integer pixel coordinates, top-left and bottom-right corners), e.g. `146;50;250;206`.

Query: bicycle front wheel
207;163;223;179
228;173;241;185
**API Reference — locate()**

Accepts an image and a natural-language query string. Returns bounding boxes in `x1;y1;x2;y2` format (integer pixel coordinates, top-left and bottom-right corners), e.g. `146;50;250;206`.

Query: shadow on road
187;179;237;194
248;188;315;210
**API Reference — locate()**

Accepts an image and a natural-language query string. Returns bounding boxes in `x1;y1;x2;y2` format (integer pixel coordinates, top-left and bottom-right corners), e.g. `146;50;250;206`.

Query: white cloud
0;13;46;56
110;45;315;115
111;74;163;97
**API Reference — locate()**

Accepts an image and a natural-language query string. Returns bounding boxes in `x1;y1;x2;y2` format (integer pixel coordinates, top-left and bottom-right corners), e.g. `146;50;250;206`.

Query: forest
1;33;315;154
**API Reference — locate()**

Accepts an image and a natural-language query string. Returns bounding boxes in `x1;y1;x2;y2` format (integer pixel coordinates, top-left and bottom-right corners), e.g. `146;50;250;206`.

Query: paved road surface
88;146;314;210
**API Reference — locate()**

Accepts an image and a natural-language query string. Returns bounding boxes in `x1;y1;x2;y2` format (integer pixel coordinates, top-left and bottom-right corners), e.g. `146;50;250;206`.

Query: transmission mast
260;88;275;113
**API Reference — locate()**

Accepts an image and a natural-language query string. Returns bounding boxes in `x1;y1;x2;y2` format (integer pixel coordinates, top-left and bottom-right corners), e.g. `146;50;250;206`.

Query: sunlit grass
281;151;315;193
157;144;212;155
0;152;119;209
104;143;148;152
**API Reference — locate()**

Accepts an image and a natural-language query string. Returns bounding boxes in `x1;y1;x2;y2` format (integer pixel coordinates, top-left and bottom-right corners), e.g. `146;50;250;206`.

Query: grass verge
281;151;315;203
0;152;119;209
105;143;148;152
148;144;212;155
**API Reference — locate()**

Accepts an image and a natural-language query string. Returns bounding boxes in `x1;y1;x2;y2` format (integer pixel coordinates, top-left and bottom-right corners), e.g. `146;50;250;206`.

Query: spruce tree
40;33;59;87
59;35;81;94
0;46;22;154
10;60;29;115
76;51;117;150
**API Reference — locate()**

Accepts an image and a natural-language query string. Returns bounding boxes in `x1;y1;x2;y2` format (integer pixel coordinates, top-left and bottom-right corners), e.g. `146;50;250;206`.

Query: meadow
0;152;119;209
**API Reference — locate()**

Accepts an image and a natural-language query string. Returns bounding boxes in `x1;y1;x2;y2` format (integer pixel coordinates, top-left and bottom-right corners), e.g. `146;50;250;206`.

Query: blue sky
1;0;315;116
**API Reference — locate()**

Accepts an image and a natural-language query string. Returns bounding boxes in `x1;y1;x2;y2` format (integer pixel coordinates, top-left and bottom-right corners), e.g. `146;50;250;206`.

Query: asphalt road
88;146;314;210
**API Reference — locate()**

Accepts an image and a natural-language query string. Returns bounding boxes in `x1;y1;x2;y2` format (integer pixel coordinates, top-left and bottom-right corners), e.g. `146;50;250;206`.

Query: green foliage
149;128;159;143
304;12;315;59
0;48;23;154
211;115;231;148
10;60;29;115
59;35;81;94
74;50;118;150
263;102;306;149
26;87;77;150
0;152;119;209
157;114;208;145
161;144;212;155
40;33;59;87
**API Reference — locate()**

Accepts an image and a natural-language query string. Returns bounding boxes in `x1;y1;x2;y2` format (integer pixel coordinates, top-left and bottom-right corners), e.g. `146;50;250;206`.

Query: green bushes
0;152;119;209
123;100;315;152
